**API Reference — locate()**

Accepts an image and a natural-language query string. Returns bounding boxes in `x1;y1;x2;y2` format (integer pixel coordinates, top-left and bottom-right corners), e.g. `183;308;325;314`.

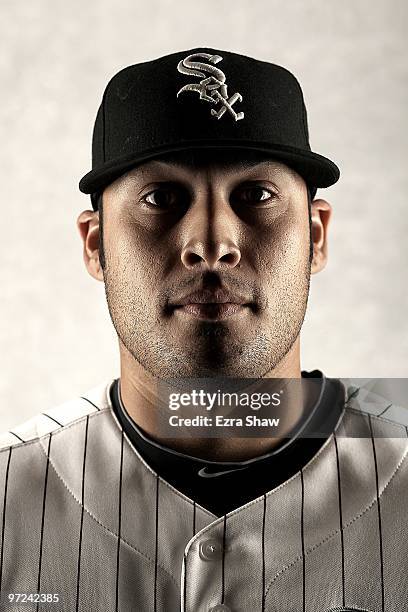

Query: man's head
78;149;331;378
77;48;337;378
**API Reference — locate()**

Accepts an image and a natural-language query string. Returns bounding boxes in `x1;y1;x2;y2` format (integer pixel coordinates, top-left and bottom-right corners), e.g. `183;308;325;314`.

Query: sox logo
176;53;245;122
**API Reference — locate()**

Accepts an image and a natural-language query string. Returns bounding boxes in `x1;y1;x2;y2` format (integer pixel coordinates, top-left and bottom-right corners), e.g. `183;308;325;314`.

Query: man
0;48;407;612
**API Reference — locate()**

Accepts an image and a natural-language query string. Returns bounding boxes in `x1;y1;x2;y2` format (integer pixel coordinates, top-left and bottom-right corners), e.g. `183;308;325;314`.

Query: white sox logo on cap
176;52;244;122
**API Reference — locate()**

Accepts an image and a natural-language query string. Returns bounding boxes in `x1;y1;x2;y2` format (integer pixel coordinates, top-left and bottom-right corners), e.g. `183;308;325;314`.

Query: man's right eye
142;186;188;209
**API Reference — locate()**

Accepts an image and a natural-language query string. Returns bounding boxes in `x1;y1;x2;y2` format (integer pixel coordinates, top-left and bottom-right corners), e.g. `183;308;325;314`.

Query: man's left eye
232;186;277;205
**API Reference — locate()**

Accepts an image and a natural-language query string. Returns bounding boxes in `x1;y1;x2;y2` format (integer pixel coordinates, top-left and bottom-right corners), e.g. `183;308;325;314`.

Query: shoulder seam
0;380;114;452
344;384;408;429
345;404;408;430
0;408;109;453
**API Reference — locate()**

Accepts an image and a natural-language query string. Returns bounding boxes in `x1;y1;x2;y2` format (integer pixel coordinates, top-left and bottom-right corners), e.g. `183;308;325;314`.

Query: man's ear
310;199;332;274
77;210;104;281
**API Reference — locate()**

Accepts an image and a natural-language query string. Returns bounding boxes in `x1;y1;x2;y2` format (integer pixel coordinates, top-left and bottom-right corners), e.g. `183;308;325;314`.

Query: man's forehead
123;152;298;180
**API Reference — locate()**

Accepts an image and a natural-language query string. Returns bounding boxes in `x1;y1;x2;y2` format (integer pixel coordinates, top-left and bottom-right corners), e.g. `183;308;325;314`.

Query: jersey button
199;538;223;561
209;605;231;612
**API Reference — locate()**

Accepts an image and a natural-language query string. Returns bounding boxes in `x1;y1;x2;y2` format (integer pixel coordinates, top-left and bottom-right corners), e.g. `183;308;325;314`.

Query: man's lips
169;289;252;320
176;303;247;319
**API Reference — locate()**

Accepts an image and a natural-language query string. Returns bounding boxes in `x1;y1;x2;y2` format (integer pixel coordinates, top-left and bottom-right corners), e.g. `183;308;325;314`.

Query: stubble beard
102;260;311;380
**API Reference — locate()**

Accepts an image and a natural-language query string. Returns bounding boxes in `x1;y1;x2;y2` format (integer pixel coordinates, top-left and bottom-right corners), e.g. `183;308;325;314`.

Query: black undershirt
110;371;345;516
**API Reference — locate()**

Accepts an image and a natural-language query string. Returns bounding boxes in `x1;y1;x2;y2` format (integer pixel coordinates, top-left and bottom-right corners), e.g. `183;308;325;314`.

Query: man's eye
142;187;187;209
232;186;277;206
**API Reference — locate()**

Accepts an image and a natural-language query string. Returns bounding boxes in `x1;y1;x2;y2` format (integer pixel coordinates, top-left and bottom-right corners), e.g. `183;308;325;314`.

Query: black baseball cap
79;47;340;209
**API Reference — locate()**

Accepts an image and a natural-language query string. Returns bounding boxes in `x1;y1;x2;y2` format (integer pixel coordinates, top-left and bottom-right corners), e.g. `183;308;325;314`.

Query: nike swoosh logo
198;466;248;478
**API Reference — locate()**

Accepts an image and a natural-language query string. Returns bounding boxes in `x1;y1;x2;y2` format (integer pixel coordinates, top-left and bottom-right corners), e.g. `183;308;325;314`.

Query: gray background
1;0;407;430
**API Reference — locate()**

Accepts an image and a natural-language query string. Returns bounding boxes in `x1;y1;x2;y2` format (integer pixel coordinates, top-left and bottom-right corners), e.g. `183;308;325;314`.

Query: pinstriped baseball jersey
0;379;407;611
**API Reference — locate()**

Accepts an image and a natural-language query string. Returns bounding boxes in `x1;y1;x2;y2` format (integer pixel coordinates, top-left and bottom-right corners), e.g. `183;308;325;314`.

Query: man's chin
166;343;261;378
161;321;267;377
162;343;248;378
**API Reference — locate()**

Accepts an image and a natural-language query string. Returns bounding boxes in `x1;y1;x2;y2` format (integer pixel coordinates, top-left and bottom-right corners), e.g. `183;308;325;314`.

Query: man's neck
117;337;312;462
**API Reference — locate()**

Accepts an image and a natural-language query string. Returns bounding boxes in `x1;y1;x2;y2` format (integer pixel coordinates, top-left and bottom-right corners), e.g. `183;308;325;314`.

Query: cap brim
79;140;340;196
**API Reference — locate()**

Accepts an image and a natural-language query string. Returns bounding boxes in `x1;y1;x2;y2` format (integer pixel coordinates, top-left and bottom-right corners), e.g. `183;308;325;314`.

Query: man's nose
180;199;241;270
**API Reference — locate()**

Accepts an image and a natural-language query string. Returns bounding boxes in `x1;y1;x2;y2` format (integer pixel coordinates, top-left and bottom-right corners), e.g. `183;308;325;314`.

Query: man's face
100;154;312;378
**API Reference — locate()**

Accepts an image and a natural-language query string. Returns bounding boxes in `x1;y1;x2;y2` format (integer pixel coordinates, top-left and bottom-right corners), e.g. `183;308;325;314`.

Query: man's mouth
170;289;252;321
176;302;248;320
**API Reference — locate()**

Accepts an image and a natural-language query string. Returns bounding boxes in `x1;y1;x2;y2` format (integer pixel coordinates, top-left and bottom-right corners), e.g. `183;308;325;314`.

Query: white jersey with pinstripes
0;379;407;612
